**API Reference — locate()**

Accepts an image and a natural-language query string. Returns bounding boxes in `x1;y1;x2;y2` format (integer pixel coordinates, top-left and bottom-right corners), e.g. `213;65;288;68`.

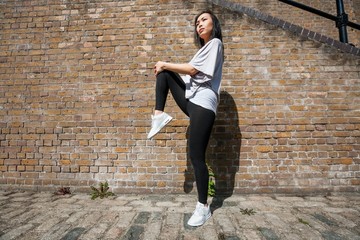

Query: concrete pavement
0;190;359;240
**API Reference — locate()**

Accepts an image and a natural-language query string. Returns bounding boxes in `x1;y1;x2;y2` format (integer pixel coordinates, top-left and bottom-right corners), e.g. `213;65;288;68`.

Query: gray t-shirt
182;38;224;114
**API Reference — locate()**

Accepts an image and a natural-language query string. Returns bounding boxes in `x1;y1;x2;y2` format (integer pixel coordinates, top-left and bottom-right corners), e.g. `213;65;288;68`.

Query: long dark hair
194;10;223;48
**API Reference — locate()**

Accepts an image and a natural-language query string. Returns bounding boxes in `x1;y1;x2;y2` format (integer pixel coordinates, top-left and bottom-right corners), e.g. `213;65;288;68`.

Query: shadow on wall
184;91;241;210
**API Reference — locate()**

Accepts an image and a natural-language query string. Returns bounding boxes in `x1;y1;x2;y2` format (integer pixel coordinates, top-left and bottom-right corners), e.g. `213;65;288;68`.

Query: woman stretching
147;10;224;227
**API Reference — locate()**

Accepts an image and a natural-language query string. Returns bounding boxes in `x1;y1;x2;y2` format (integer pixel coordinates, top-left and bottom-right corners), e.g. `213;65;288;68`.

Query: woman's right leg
186;103;215;227
155;70;189;116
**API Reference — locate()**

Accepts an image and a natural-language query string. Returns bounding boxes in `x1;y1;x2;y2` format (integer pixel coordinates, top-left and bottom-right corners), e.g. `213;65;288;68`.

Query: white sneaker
147;112;173;139
187;202;211;227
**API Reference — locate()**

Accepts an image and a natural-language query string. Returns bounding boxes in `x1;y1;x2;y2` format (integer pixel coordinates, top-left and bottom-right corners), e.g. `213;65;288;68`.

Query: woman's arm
154;61;198;76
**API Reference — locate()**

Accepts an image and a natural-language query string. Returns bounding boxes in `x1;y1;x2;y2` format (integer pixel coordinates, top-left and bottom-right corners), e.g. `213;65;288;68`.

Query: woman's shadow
183;91;241;212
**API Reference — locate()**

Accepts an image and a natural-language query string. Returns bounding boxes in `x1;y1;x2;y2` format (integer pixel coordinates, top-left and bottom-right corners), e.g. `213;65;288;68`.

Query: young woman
147;10;224;227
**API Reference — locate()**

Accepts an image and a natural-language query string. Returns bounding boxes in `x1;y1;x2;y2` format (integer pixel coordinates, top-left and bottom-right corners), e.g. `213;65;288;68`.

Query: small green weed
54;187;71;195
240;208;256;215
207;164;215;197
218;233;226;240
298;218;310;226
90;181;115;200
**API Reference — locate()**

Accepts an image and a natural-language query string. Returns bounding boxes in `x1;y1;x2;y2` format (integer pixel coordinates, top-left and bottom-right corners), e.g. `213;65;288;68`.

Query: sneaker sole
147;116;173;139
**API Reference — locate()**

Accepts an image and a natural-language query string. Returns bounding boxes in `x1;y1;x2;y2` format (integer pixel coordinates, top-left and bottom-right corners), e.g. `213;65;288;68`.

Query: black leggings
155;70;215;204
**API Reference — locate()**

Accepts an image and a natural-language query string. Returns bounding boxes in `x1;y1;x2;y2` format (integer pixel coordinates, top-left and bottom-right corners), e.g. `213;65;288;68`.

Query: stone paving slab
0;190;359;240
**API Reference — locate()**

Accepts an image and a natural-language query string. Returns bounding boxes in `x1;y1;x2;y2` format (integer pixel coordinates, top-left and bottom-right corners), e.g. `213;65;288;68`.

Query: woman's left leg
187;102;216;204
148;71;188;139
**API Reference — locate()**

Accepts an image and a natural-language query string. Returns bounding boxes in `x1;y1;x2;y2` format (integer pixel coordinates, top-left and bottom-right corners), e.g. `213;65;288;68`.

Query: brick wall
0;0;359;195
234;0;360;47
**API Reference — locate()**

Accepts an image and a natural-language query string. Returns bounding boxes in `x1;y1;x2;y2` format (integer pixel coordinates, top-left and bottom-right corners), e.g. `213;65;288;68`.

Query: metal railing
279;0;360;44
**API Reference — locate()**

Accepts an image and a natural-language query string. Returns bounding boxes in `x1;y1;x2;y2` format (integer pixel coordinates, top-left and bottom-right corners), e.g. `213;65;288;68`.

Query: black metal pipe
336;0;348;43
348;20;360;30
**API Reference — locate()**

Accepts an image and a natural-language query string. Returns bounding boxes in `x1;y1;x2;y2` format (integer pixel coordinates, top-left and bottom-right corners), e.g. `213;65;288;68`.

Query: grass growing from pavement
208;164;216;197
54;187;71;195
240;208;257;215
298;218;310;226
90;181;115;200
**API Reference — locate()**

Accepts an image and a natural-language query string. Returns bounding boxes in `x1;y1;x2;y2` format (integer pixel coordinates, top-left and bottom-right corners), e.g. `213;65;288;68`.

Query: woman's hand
154;61;198;76
154;61;166;76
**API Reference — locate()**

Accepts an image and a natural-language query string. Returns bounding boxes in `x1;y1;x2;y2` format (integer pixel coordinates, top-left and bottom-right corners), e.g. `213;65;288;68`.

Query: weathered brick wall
355;0;360;24
0;0;359;194
234;0;360;47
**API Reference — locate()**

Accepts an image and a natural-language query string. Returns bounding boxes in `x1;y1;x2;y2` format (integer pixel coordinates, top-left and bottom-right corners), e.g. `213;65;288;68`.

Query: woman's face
196;13;213;43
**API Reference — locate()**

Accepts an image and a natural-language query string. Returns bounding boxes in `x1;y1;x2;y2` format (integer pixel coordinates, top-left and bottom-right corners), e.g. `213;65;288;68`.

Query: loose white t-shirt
182;38;224;114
